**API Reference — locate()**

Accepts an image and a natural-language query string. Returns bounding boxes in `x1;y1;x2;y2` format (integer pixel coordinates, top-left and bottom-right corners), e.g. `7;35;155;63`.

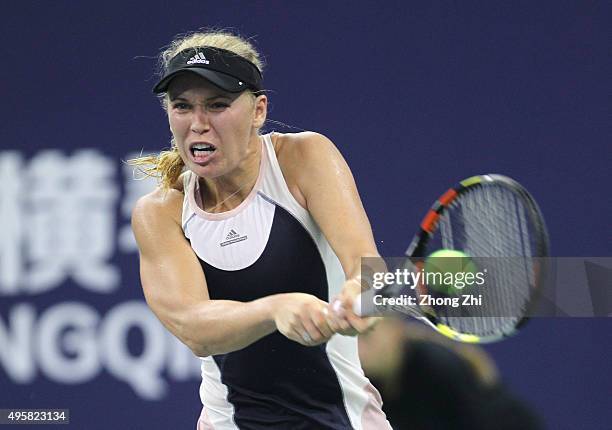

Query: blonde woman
131;30;391;430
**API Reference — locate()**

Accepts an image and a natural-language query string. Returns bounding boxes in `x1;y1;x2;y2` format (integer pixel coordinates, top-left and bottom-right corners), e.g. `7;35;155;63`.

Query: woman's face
167;73;266;179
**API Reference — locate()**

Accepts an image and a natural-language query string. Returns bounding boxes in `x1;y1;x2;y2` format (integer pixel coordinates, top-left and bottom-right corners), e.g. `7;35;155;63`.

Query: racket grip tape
352;293;363;316
332;295;364;317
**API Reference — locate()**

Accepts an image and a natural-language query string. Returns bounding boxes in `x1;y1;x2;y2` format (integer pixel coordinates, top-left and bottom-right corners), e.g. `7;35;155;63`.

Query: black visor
152;46;263;94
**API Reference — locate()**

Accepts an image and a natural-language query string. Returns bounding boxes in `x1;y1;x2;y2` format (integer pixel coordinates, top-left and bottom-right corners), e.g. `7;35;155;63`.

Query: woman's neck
199;136;262;212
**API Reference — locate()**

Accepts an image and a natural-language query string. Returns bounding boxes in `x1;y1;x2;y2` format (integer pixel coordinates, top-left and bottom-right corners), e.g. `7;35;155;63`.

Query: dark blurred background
0;1;610;429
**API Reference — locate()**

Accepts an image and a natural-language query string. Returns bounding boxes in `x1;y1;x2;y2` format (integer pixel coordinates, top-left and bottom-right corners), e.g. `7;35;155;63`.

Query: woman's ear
252;94;268;129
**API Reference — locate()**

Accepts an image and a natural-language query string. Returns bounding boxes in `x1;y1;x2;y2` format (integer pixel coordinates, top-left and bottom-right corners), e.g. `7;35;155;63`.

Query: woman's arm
131;188;328;355
282;132;382;332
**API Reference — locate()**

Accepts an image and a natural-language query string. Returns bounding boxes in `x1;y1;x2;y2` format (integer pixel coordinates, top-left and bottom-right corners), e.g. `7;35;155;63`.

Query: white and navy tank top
181;133;391;430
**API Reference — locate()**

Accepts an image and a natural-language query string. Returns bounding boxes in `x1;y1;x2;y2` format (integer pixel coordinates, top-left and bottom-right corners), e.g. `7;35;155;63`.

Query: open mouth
190;142;216;158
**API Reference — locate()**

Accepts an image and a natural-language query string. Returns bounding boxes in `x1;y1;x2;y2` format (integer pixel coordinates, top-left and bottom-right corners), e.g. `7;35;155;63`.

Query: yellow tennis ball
424;249;478;295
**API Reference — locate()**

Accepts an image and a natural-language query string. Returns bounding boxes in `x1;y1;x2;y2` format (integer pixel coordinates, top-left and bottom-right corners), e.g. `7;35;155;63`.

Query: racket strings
429;184;538;337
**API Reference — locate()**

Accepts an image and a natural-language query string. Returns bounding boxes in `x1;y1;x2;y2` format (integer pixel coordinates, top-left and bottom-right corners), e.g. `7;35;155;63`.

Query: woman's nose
191;107;210;134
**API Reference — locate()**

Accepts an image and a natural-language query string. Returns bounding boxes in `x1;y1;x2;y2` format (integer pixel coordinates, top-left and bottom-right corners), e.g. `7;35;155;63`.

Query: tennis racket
353;174;549;343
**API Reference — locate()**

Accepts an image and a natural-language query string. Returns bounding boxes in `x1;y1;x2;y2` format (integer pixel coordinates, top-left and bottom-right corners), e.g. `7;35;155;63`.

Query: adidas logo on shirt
226;229;239;240
220;229;248;247
186;52;210;65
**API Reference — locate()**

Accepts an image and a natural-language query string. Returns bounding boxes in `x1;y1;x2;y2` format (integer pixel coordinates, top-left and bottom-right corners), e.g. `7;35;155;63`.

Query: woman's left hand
327;278;380;336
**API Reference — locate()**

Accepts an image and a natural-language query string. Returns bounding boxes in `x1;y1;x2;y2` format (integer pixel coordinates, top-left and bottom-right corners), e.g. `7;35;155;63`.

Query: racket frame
402;174;550;343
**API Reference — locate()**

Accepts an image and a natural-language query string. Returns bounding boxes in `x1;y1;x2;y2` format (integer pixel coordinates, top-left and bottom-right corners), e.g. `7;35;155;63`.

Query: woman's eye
209;102;230;111
172;102;190;110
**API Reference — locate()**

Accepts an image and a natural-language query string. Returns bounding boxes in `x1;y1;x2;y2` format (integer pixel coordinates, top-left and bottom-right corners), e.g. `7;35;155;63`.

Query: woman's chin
187;161;225;179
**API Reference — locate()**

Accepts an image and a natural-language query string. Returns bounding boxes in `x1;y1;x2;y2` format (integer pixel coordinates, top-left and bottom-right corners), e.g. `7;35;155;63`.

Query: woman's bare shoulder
133;169;189;222
170;170;189;192
272;131;338;173
270;132;335;209
132;184;184;229
271;131;330;154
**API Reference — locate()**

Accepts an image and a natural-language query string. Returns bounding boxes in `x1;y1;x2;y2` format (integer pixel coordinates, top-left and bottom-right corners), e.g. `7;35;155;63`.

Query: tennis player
131;30;391;430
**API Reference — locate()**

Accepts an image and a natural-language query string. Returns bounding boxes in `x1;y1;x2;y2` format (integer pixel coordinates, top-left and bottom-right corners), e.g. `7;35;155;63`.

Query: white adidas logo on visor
186;52;210;65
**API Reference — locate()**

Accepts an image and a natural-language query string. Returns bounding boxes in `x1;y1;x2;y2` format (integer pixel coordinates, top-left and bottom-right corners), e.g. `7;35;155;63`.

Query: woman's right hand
272;293;338;346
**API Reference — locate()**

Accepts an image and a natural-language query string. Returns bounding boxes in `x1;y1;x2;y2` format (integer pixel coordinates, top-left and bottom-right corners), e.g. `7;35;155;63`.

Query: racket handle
332;295;364;317
353;293;363;317
332;291;372;317
352;289;382;317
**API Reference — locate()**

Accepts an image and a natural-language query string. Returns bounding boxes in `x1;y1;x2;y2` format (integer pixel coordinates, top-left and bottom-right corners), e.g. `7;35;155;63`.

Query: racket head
404;174;550;343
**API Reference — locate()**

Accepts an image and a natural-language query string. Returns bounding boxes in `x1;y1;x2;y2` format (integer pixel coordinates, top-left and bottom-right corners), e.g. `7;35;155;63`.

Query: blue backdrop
1;1;610;429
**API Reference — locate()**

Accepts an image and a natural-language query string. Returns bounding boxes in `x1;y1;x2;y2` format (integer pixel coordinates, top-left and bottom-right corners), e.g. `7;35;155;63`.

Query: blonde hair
128;29;265;190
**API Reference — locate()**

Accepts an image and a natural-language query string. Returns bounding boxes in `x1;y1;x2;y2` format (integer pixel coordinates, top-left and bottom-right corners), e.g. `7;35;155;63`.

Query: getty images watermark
358;257;612;318
369;264;488;309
